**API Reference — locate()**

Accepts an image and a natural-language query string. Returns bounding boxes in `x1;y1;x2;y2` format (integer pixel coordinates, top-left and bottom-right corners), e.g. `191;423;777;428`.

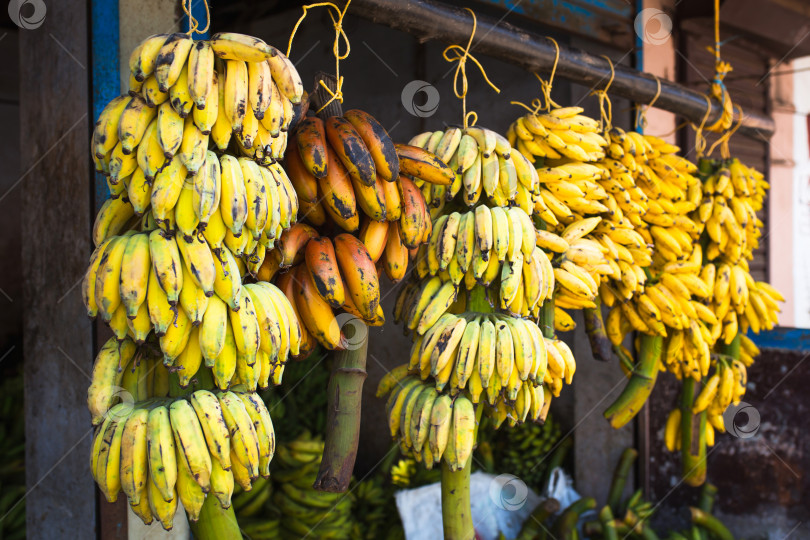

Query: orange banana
295;117;328;178
380;175;402;221
395;143;454;186
284;135;319;203
276;270;315;358
295;265;341;350
318;147;359;232
383;221;409;283
277;223;318;267
358;219;390;263
397;176;426;248
352;174;387;222
304;237;345;308
333;233;381;320
343;109;399;182
325;116;376;187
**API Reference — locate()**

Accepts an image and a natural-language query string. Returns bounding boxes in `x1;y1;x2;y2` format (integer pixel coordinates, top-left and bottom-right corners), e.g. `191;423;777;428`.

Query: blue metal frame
749;328;810;352
181;0;211;39
91;0;120;210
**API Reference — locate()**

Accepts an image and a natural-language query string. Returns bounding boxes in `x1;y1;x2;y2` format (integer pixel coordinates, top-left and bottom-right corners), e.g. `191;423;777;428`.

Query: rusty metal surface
647;348;809;537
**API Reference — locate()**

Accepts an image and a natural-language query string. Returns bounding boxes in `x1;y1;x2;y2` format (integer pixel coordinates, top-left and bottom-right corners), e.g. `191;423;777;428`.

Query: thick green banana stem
441;456;474;540
313;323;369;492
606;447;637;513
604;334;662;428
584;298;613;362
718;333;741;359
188;493;241;539
469;284;493;314
680;377;707;487
540;296;556;339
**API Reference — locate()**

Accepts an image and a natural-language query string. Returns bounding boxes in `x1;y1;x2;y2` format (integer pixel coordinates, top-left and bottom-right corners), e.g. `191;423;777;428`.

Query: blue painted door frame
90;0;209;209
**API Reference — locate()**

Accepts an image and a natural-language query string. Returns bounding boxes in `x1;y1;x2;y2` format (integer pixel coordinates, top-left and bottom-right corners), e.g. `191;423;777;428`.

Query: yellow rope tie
705;0;733;132
287;1;352;113
510;37;561;114
635;74;661;132
693;94;713;159
182;0;210;36
442;8;501;128
708;104;745;159
590;55;615;133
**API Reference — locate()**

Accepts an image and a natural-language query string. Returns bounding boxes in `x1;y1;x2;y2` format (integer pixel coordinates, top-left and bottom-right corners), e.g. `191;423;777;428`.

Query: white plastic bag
395;471;544;540
543;467;580;512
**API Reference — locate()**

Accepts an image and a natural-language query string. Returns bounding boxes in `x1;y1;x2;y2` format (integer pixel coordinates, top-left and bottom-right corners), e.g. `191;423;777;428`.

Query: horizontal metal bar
350;0;775;139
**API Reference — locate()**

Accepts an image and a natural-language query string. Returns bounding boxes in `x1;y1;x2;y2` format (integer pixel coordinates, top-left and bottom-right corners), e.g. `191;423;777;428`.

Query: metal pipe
350;0;774;139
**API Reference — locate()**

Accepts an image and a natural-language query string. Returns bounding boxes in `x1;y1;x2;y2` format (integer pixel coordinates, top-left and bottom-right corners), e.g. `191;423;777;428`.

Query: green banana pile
486;413;561;490
261;434;356;539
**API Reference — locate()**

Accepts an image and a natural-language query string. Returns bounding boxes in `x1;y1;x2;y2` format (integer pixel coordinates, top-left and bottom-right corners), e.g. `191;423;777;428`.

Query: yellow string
590;55;615;133
635;74;661;131
705;0;733;132
442;8;501;128
287;0;352;113
707;104;744;158
181;0;210;36
510;38;562;114
693;94;713;158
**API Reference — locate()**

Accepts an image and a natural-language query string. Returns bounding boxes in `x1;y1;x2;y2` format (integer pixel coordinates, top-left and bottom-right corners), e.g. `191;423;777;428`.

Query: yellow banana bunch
92;388;273;528
377;373;480;471
404;124;544;215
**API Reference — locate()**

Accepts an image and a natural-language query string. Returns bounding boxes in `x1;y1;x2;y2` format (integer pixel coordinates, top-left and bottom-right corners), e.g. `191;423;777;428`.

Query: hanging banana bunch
255;105;445;352
89;374;274;529
84;29;309;529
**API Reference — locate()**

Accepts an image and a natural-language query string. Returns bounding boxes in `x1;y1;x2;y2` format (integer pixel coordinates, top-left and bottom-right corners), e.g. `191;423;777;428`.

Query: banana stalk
603;334;662;428
188;491;241;539
718;333;741;360
693;483;718;540
598;506;619;540
304;75;370;494
516;498;560;540
468;284;492;313
313;324;369;492
680;377;707;487
441;455;474;540
539;296;556;339
583;298;613;362
690;507;733;540
553;497;597;540
606;447;636;514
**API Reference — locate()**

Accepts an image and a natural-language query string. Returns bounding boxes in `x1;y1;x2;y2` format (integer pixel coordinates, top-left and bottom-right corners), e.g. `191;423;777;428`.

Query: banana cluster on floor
90;387;274;529
237;434;355;539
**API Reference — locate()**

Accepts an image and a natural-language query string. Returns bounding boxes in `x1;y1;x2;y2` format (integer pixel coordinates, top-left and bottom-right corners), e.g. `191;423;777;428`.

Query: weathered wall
19;0;97;537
